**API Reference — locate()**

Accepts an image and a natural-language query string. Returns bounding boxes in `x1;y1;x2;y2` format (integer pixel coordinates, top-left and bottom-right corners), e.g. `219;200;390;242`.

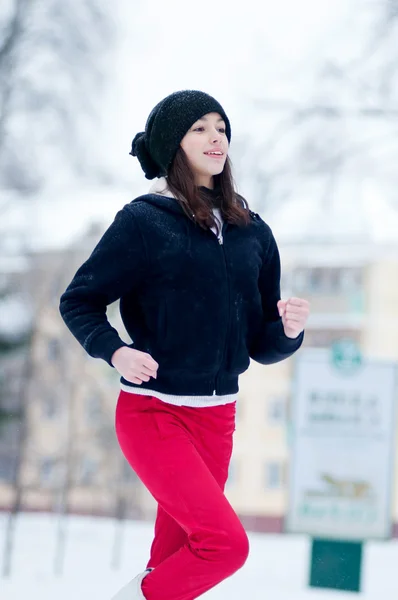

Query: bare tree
244;1;398;214
1;327;34;577
0;0;114;192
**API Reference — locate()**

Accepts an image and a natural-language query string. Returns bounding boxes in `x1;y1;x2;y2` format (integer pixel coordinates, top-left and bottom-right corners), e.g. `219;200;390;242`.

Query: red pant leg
115;392;248;600
146;397;235;570
147;505;187;569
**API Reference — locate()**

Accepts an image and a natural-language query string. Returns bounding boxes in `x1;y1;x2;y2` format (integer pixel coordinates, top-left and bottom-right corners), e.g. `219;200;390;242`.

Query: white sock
111;568;153;600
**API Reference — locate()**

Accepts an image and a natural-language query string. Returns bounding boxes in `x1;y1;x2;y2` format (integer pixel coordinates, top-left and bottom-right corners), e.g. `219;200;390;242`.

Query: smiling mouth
204;152;224;158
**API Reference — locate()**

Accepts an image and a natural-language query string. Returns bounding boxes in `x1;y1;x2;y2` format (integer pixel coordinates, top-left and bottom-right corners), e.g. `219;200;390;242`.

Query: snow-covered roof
0;255;30;273
270;178;398;247
0;293;33;339
0;184;137;254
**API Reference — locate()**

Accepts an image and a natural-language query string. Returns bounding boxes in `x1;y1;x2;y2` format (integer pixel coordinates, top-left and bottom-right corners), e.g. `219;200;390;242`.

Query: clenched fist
111;347;159;385
277;297;310;339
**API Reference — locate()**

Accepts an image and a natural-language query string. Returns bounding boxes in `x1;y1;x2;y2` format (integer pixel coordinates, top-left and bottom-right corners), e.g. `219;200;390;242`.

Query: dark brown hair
166;148;251;232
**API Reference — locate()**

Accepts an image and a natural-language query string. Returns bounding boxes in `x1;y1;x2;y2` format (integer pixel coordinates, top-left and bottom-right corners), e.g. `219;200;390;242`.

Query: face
180;112;229;188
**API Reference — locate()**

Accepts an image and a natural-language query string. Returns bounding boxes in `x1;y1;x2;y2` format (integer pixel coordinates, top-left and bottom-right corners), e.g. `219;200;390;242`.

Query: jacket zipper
213;223;229;394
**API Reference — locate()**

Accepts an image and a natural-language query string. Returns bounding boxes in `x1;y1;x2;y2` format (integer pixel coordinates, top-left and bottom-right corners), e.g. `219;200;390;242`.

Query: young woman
59;90;310;600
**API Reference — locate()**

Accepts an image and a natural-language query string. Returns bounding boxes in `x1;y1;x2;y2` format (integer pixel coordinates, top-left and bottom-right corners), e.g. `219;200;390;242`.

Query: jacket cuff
275;322;304;354
86;330;129;367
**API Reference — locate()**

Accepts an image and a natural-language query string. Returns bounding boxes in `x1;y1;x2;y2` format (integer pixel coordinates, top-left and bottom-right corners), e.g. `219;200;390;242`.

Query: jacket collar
148;177;176;199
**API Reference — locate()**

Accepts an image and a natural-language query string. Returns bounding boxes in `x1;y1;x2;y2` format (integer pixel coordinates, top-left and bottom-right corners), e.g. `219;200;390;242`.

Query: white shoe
111;568;152;600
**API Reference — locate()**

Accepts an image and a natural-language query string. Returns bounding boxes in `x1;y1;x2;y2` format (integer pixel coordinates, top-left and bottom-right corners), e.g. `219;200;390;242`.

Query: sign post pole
309;538;363;593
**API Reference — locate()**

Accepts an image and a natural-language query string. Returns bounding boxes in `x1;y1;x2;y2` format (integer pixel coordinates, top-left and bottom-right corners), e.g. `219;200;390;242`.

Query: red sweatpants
115;391;249;600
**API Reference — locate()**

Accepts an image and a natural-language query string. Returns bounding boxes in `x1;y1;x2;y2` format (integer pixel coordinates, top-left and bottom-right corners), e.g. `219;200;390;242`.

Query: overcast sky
102;0;360;186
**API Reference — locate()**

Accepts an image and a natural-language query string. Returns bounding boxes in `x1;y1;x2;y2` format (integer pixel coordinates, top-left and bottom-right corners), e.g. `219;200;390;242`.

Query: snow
0;256;29;274
1;513;397;599
0;293;32;339
0;184;135;254
271;178;398;246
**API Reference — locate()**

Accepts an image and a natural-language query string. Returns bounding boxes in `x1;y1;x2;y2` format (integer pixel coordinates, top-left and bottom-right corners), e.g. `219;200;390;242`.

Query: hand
277;297;310;339
111;347;159;385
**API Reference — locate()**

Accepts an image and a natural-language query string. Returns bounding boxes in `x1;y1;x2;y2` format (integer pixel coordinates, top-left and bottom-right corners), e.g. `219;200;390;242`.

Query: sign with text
285;348;397;540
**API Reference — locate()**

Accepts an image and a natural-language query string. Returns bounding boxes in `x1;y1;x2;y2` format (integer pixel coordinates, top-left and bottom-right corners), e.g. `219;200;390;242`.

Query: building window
293;267;363;295
42;395;59;418
226;458;238;489
265;461;285;489
40;457;58;487
77;457;98;486
122;459;139;484
268;396;286;425
0;456;15;482
235;401;242;423
50;276;64;306
47;338;60;361
85;394;102;423
303;330;361;349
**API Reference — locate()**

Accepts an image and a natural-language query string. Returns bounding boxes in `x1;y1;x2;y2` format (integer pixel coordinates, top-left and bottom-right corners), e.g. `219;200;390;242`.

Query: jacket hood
148;177;176;199
132;177;190;217
133;177;253;223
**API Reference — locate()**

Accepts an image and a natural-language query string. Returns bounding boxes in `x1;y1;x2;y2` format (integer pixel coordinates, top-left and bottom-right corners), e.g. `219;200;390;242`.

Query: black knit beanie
130;90;231;180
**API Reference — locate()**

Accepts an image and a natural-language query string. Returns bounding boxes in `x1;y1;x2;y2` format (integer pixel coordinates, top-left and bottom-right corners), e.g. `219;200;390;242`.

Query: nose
210;129;222;143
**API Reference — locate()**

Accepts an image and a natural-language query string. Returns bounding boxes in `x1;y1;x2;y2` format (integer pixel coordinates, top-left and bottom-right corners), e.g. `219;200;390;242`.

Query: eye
192;125;226;134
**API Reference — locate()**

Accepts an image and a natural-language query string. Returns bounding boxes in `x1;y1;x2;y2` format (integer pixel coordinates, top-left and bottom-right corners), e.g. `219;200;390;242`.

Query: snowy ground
1;513;397;599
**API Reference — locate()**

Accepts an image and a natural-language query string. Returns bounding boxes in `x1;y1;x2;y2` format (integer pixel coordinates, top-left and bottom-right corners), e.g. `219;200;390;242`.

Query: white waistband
120;384;238;407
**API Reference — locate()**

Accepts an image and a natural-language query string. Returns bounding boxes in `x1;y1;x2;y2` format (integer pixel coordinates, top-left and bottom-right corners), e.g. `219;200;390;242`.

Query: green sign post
311;341;364;593
309;538;363;592
286;342;397;595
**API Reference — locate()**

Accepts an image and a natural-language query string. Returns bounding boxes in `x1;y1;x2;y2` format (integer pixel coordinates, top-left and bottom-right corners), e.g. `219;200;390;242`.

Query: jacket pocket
154;293;221;371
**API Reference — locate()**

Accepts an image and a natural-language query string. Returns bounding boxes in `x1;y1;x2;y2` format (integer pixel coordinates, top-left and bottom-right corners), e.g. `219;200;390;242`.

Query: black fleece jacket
59;191;304;396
